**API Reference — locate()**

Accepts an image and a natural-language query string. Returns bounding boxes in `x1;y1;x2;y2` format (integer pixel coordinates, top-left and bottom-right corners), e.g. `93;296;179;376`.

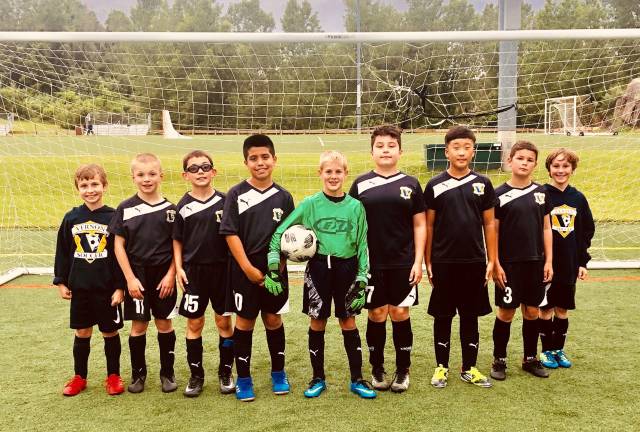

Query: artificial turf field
1;271;639;432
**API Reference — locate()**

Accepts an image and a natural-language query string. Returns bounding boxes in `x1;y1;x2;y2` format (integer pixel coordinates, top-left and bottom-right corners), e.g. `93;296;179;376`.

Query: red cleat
63;375;87;396
105;374;125;395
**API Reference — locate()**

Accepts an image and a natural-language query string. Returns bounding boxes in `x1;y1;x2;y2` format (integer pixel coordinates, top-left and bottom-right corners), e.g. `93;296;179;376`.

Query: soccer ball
280;225;317;263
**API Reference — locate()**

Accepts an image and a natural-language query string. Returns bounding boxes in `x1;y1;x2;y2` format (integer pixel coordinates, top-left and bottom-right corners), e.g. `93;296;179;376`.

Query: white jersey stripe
497;184;538;207
397;285;418;308
123;201;172;221
179;196;222;219
432;174;478;198
357;173;407;195
237;187;279;215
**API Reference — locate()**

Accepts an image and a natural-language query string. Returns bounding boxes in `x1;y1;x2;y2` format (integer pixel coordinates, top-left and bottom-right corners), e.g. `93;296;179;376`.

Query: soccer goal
544;96;617;136
0;112;14;136
0;29;639;282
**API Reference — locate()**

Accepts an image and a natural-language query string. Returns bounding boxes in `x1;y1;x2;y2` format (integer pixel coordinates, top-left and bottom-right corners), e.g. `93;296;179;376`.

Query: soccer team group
54;125;595;401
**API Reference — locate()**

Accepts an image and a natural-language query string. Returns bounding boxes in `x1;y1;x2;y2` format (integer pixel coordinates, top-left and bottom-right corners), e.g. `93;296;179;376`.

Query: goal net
0;31;639;279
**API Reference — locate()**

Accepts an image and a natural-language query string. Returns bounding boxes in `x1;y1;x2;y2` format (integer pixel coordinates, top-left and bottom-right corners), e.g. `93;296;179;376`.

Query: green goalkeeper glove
264;261;283;296
345;280;366;315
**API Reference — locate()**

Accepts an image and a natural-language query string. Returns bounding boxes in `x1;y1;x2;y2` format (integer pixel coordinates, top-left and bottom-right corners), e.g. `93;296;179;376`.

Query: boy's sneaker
540;350;559;369
183;376;204;398
105;374;125;395
219;372;236;394
390;369;410;393
271;370;290;395
350;379;377;399
235;376;256;402
460;367;492;388
371;366;390;391
555;350;572;368
160;374;178;393
490;358;507;381
128;375;146;393
430;365;448;389
63;375;87;396
522;357;550;378
303;378;327;398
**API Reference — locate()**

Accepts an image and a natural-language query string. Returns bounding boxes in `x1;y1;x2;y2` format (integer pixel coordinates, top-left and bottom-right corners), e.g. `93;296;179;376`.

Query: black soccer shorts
366;267;418;310
428;262;492;318
303;254;358;320
540;282;576;310
179;262;230;318
70;289;124;333
494;261;545;309
124;261;179;321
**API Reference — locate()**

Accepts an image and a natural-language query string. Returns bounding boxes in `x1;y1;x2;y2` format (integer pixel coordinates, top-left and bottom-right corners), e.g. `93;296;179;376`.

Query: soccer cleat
350;379;377;399
183;376;204;398
160;374;178;393
219;372;236;395
303;378;327;398
490;358;507;381
105;374;125;395
371;366;390;391
522;357;550;378
540;350;559;369
555;350;572;368
390;369;410;393
431;365;448;389
63;375;87;396
235;376;256;402
127;375;146;393
460;367;492;388
271;370;290;395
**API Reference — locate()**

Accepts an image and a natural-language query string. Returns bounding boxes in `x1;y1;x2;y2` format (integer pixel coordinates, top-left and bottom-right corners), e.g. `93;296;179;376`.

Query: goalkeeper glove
265;261;283;296
345;280;366;315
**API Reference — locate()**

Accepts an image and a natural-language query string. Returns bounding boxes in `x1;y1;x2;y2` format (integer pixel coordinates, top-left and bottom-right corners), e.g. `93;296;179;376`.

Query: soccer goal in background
0;29;639;283
544;96;618;136
0;112;14;136
86;112;151;136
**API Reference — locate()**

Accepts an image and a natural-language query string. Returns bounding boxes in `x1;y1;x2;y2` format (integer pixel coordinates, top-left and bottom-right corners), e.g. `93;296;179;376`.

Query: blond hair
545;148;579;172
74;164;107;188
130;152;162;173
319;150;348;171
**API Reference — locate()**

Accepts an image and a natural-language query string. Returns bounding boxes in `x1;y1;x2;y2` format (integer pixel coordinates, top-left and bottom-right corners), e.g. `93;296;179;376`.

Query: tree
130;0;171;31
605;0;640;28
225;0;275;32
344;0;404;32
170;0;225;32
281;0;322;32
106;10;133;32
403;0;444;31
535;0;613;30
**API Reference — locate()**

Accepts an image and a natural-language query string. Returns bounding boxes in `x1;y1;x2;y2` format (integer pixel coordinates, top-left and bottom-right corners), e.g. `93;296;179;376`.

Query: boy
173;150;235;397
109;153;178;393
491;140;553;380
54;164;125;396
270;150;376;399
424;126;496;389
219;134;295;402
349;125;425;393
539;148;594;369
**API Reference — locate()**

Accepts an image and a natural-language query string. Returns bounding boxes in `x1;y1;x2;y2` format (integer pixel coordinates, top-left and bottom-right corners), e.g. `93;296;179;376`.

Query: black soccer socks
73;336;91;379
434;316;452;368
103;334;121;376
460;315;479;371
492;317;511;359
129;334;147;378
158;330;176;378
539;318;555;352
342;328;363;382
553;317;569;350
186;337;204;378
266;325;286;372
218;336;234;376
522;318;539;359
366;319;386;369
233;328;253;378
308;328;326;379
392;318;412;371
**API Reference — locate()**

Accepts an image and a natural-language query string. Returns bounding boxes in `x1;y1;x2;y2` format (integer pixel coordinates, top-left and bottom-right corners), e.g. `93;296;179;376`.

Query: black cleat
128;375;146;394
219;372;236;395
490;358;507;381
183;376;204;398
522;357;550;378
371;366;390;391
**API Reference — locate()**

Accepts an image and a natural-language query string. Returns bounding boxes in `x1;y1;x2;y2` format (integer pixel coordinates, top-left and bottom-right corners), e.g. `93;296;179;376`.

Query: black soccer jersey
53;204;123;292
173;190;228;265
544;184;595;284
424;171;496;263
219;180;294;261
349;171;425;269
108;194;176;266
495;182;553;263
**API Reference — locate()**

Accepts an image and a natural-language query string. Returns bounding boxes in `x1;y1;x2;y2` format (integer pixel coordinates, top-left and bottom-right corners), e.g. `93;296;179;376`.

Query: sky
82;0;545;32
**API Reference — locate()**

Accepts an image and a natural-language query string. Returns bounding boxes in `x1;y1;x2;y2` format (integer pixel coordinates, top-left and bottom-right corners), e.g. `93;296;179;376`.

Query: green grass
1;270;639;431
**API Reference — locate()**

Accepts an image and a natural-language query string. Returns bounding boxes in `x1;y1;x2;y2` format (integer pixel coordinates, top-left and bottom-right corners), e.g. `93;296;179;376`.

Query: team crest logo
399;186;412;200
472;183;485;196
272;208;283;222
551;204;577;238
215;209;223;223
534;192;546;205
166;209;176;222
72;221;108;263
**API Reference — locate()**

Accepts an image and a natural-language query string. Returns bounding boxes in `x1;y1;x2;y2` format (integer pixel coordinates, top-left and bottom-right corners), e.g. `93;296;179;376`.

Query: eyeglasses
186;163;214;173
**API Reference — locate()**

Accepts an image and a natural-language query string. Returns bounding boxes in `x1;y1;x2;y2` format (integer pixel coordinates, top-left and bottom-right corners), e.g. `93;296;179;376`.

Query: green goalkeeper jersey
268;192;369;283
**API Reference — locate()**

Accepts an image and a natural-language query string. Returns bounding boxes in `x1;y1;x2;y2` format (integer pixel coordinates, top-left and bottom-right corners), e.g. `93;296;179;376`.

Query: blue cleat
271;370;290;395
303;378;327;398
540;350;559;369
555;350;572;368
350;379;377;399
235;376;255;402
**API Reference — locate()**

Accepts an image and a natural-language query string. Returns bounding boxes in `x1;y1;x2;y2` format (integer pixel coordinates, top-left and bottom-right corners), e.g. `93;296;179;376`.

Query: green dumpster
424;142;502;171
